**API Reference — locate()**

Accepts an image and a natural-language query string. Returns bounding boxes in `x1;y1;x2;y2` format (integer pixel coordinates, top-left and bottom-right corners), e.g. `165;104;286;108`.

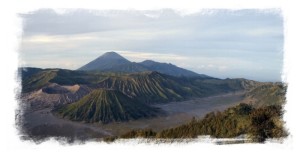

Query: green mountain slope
55;89;163;123
97;72;257;104
22;69;58;93
244;83;286;107
191;78;257;93
22;67;255;103
21;68;107;93
96;71;203;103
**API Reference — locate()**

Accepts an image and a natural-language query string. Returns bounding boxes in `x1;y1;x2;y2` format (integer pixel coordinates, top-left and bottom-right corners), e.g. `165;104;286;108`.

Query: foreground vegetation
107;103;287;143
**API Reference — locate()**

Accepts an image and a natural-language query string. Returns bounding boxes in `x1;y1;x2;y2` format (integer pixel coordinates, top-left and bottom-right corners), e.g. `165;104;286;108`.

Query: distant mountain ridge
21;68;255;104
78;51;210;78
139;60;208;77
20;67;284;124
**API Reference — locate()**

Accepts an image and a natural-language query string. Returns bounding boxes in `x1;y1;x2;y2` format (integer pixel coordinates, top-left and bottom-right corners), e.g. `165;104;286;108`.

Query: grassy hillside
244;83;286;107
96;71;203;103
55;89;163;123
97;72;259;104
22;69;58;93
21;68;107;92
117;103;287;142
191;78;257;94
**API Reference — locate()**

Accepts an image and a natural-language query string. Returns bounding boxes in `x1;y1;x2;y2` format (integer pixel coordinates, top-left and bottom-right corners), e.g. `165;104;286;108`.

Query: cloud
23;34;97;43
21;58;81;69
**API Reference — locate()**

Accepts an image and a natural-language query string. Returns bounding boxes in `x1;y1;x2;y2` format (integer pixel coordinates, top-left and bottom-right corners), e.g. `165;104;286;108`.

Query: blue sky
20;9;283;82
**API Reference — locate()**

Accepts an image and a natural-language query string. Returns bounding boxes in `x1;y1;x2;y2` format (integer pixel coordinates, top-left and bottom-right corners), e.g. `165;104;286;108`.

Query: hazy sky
20;9;283;82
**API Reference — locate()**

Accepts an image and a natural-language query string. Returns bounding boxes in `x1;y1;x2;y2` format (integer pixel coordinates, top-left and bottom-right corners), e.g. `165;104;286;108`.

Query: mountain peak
100;51;124;59
78;51;130;71
142;60;155;63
